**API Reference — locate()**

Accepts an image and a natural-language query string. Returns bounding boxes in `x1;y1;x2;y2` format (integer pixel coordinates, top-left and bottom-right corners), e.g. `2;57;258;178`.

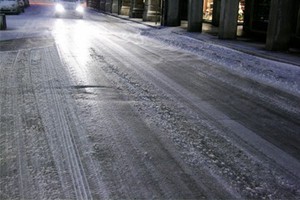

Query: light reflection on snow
53;19;92;82
71;20;90;66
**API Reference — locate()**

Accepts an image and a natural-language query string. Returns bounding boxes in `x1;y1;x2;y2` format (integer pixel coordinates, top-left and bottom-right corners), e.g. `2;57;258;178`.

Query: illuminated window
203;0;213;21
238;0;245;23
202;0;245;23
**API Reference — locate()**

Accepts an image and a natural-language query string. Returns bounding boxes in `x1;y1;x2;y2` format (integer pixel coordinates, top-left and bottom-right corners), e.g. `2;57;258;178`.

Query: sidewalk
108;12;300;67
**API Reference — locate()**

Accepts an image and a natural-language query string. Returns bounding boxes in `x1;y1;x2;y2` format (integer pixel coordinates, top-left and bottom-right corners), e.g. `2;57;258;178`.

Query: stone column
212;0;221;26
0;14;7;30
297;6;300;36
143;0;161;22
88;0;100;9
100;0;106;11
105;0;112;12
121;0;131;16
112;0;121;14
266;0;294;51
161;0;180;26
218;0;239;39
187;0;203;32
130;0;144;18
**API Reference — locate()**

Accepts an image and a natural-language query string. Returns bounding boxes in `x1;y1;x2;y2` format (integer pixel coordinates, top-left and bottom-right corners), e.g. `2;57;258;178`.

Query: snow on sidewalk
137;26;300;96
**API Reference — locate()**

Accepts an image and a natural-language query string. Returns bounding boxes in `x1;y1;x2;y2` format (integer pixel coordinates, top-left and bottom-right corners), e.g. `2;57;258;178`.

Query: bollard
0;13;7;30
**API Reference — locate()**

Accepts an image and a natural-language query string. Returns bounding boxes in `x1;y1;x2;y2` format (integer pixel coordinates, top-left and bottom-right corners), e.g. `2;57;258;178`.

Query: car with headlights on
54;0;84;19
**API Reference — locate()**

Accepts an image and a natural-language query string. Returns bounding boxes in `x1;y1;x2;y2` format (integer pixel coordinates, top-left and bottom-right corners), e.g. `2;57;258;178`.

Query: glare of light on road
54;19;92;81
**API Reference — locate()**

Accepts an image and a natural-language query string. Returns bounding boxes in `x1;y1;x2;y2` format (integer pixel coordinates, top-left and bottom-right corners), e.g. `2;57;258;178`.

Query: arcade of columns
94;0;299;51
101;0;161;22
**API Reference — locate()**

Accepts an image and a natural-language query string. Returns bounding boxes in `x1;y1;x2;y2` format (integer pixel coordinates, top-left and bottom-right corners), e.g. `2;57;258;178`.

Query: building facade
87;0;300;51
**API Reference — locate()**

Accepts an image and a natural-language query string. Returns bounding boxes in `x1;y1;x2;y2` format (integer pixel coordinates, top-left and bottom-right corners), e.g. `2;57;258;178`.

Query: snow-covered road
0;4;299;199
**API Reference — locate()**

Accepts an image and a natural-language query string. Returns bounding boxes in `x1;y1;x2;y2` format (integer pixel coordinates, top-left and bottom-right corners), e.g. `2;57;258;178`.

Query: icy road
0;3;300;200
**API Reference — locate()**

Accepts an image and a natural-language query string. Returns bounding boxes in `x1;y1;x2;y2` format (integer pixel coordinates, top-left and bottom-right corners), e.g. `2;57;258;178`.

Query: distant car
0;0;23;14
54;0;84;19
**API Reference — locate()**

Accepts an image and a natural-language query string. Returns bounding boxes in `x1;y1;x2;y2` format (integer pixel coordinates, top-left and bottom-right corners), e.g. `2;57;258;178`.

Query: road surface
0;3;300;199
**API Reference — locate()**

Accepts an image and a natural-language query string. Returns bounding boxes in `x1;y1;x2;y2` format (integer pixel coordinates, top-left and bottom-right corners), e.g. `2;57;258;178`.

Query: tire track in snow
30;44;112;199
14;51;30;200
33;46;93;200
85;29;300;198
1;50;63;199
1;46;97;199
97;34;300;176
49;44;111;199
0;51;22;199
52;21;224;199
3;50;32;199
0;50;37;199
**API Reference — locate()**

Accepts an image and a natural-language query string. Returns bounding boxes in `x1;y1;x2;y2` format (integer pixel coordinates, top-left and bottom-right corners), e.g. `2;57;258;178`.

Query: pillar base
0;14;7;30
218;0;239;39
130;8;144;18
105;0;112;12
120;6;130;15
161;0;180;26
112;0;121;14
100;0;106;11
143;0;161;22
187;0;203;32
143;11;161;22
265;0;294;51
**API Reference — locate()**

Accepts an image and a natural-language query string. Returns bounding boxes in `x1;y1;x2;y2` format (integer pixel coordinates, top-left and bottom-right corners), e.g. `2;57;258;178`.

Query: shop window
203;0;245;23
203;0;213;21
238;0;245;23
